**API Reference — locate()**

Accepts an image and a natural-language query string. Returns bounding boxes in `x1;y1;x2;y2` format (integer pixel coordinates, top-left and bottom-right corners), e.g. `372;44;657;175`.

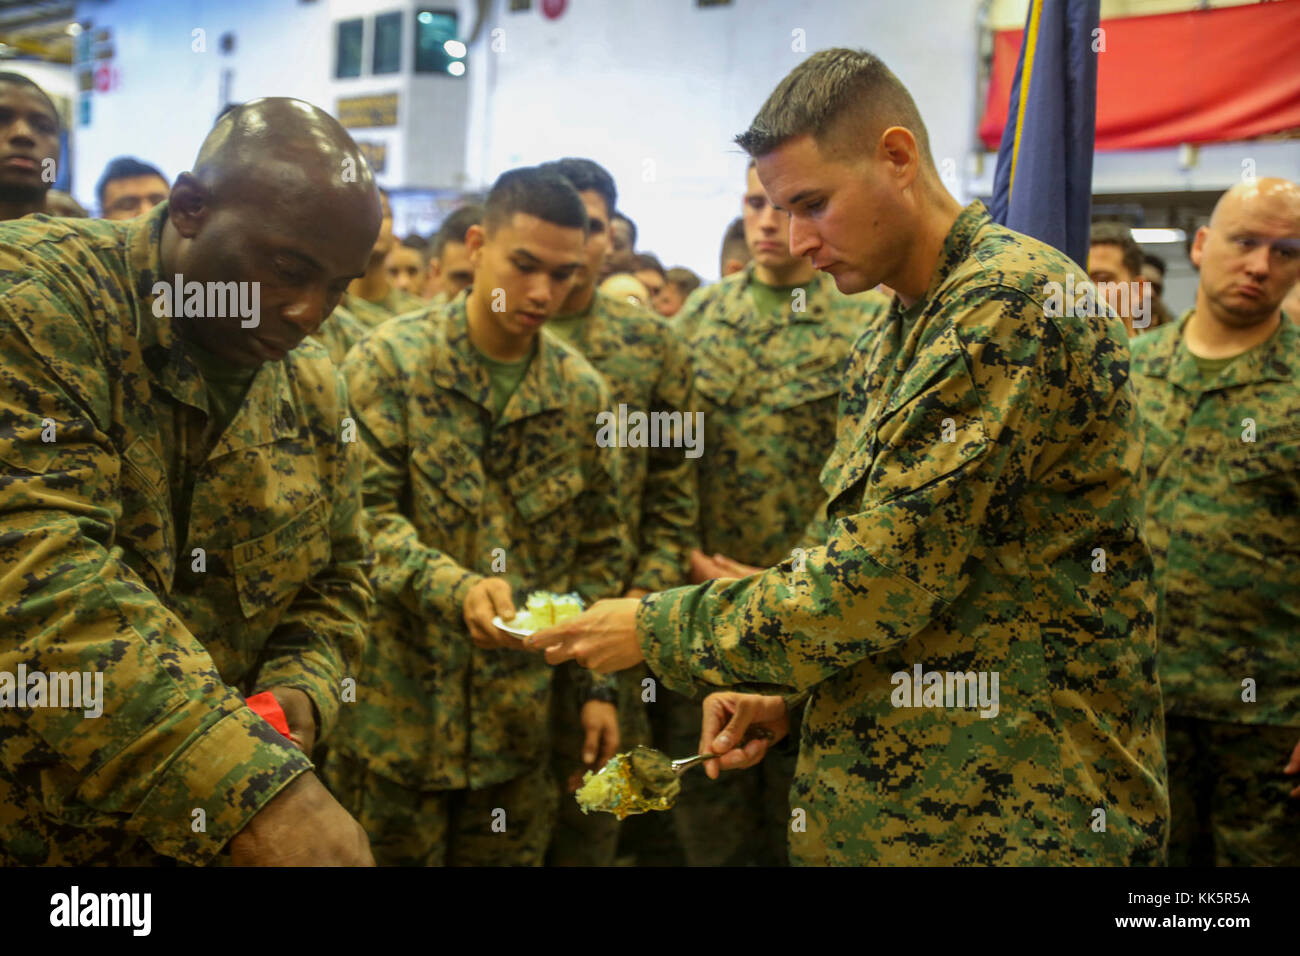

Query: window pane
414;9;463;75
374;11;402;75
335;19;362;78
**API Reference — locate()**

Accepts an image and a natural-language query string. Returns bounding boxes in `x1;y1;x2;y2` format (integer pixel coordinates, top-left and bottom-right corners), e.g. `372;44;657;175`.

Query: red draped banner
979;0;1300;151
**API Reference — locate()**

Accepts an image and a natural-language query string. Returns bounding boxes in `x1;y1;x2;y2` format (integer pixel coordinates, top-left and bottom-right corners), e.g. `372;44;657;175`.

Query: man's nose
757;203;786;233
281;289;329;334
789;216;819;260
1241;244;1272;278
529;272;553;307
4;120;36;145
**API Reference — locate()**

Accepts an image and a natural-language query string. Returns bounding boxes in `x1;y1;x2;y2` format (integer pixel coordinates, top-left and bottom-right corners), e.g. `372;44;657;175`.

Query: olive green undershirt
186;340;259;441
747;275;814;316
545;311;587;344
177;340;259;544
1185;343;1243;382
472;343;535;422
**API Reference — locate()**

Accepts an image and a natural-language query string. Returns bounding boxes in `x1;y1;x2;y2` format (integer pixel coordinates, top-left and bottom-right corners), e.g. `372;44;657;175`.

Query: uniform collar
715;259;838;329
1139;308;1299;392
904;200;991;318
434;295;570;422
552;290;618;358
208;359;300;459
126;200;298;446
127;201;206;412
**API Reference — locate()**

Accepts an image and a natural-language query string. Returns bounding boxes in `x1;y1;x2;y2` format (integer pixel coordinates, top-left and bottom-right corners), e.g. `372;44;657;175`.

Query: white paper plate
492;614;537;638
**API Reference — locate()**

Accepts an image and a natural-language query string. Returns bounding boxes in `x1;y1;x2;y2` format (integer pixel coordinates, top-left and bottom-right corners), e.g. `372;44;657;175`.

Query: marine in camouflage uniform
310;289;427;369
544;288;698;865
312;304;370;367
661;261;888;866
1131;310;1300;866
0;203;372;865
340;286;426;330
325;298;629;866
638;201;1169;865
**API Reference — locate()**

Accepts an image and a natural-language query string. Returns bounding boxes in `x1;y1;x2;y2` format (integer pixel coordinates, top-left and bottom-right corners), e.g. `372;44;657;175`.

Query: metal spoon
575;726;778;819
630;726;776;790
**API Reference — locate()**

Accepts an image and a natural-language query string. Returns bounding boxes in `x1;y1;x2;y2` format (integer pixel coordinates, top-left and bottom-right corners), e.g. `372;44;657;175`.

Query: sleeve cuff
635;584;706;698
254;652;345;739
631;551;689;594
132;706;313;865
418;565;484;623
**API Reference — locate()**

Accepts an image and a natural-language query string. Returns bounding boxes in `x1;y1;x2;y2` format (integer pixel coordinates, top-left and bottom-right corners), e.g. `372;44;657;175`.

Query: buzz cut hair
630;252;665;278
433;203;483;260
735;48;933;168
95;156;168;210
719;216;749;272
536;158;617;222
666;267;701;297
612;210;637;249
483;166;589;237
0;71;60;129
1090;221;1144;279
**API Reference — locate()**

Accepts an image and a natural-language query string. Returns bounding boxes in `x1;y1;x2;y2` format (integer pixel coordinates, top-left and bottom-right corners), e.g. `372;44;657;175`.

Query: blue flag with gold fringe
989;0;1100;267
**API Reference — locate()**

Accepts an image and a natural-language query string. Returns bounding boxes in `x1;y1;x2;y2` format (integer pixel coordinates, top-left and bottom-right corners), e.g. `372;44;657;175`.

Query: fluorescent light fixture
1130;228;1186;244
444;39;466;57
448;61;466;76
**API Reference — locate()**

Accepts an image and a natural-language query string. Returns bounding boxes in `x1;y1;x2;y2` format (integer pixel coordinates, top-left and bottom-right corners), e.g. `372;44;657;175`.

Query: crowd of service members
1;50;1298;867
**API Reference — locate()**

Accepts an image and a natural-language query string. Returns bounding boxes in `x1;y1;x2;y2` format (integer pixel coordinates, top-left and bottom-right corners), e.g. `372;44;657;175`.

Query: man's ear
879;126;920;190
167;173;209;239
465;224;486;266
1189;226;1209;270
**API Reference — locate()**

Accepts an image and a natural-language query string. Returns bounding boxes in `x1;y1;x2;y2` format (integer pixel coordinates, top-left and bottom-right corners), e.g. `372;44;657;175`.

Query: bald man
1130;177;1300;866
0;97;381;866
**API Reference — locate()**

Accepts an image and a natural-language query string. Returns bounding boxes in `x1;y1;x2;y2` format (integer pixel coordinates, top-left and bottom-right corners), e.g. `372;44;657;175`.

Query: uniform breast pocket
231;497;331;620
868;342;988;503
508;452;585;574
760;354;842;413
693;356;740;409
1225;439;1299;521
751;358;843;459
410;438;483;543
821;440;876;523
1226;439;1298;482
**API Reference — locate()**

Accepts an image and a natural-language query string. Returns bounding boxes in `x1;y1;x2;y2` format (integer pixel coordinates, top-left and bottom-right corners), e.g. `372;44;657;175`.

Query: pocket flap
763;358;842;412
509;456;584;523
411;437;483;513
232;497;331;619
694;358;740;407
1226;439;1299;484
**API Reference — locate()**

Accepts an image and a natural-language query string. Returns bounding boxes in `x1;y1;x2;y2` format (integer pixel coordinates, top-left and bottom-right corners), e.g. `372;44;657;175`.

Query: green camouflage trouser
1166;715;1300;866
324;751;557;866
547;662;652;866
660;686;798;867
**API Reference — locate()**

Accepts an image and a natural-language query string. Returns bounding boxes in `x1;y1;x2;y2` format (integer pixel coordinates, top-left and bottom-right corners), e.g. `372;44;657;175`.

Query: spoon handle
670;727;777;774
670;752;722;773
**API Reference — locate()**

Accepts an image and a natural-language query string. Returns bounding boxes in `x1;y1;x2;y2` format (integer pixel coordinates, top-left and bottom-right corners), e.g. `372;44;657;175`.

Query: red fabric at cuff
246;691;291;738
